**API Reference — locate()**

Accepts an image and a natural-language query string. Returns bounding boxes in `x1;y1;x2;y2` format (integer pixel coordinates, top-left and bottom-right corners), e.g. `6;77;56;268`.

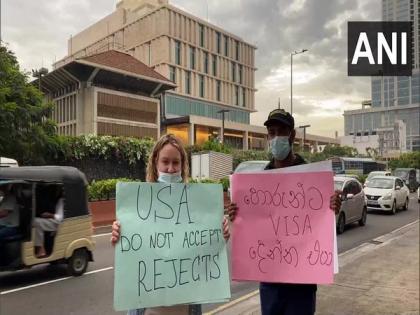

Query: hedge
88;178;139;201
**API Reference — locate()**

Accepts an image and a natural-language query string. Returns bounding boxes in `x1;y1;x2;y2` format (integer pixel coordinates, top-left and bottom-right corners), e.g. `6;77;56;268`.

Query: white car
364;171;391;187
364;176;410;214
334;176;367;234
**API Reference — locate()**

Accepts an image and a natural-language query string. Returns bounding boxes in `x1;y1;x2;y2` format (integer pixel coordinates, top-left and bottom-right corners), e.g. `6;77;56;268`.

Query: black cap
264;109;295;129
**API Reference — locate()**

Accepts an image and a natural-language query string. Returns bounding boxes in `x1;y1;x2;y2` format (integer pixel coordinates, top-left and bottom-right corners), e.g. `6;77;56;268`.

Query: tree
322;144;358;158
388;152;420;170
0;43;57;165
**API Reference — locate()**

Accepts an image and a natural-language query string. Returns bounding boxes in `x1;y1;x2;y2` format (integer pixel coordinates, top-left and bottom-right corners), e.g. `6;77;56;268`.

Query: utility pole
0;0;3;43
217;109;230;144
290;49;308;115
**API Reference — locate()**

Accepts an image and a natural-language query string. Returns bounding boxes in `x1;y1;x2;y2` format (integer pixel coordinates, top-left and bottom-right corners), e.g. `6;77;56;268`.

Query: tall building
55;0;267;149
344;0;420;153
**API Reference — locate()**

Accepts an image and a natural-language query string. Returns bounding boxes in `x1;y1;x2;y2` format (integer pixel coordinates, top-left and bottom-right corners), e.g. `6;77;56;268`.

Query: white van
0;157;19;168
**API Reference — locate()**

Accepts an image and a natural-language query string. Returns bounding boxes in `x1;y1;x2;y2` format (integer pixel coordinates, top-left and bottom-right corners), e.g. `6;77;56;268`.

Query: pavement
205;220;420;315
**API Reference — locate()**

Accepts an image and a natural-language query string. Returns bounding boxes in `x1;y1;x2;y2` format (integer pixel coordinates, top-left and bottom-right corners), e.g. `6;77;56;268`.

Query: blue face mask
157;171;183;183
269;136;291;161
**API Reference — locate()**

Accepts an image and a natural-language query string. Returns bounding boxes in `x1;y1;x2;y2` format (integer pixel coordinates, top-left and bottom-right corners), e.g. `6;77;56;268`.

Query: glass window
224;35;229;56
203;52;209;74
242;88;246;107
235;41;240;60
239;65;243;84
190;46;195;70
175;41;181;65
169;66;176;83
216;80;221;101
199;24;205;47
185;71;191;94
235;86;239;105
199;75;205;98
216;32;221;54
232;62;236;82
212;55;217;76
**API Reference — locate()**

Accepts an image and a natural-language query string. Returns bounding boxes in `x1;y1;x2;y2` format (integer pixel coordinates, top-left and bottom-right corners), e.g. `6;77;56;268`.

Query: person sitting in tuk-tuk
34;188;64;257
0;184;20;241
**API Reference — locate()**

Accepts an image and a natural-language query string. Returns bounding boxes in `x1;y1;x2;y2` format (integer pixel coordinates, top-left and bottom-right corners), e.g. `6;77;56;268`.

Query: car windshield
367;172;382;180
394;170;408;180
235;162;267;173
366;178;394;189
334;181;344;191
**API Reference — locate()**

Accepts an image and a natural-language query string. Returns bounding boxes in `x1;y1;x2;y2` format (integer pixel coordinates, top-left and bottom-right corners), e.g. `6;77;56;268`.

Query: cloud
2;0;381;137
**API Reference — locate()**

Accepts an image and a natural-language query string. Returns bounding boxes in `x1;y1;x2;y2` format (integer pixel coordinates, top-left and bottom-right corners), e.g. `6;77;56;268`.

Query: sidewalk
209;221;419;315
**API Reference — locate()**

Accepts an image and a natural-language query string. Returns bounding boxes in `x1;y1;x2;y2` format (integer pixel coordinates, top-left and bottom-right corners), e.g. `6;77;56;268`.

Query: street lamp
298;124;311;152
290;49;308;115
217;109;230;144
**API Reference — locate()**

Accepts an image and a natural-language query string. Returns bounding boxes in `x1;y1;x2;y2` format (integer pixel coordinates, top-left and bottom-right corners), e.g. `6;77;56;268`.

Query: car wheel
402;198;409;211
67;248;89;276
391;200;397;215
337;213;345;234
358;207;367;226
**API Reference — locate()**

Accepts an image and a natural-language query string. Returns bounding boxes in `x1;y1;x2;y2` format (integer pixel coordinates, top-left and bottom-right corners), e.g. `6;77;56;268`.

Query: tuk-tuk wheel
67;248;89;276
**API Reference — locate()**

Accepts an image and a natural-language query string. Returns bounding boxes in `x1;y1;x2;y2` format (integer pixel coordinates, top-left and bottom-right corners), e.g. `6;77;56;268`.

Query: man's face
267;124;292;141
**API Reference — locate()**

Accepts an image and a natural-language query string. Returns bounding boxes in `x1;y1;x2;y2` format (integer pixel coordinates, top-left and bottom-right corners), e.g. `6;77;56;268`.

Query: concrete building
39;50;175;139
344;0;420;153
53;0;339;150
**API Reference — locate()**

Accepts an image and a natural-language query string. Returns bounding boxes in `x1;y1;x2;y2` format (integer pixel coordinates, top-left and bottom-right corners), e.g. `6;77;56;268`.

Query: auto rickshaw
0;166;95;276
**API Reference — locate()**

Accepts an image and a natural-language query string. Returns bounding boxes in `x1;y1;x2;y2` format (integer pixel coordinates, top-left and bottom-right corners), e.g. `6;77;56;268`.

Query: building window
239;65;243;84
232;62;236;82
235;41;240;61
242;88;246;107
216;80;221;101
185;71;191;94
216;32;221;54
235;86;239;105
190;46;195;69
224;35;229;56
199;24;205;47
148;43;152;65
175;40;181;65
212;55;217;76
199;75;205;98
203;52;209;74
169;66;176;83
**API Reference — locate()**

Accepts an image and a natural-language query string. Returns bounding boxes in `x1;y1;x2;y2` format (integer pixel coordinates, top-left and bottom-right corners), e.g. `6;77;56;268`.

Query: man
34;188;64;257
0;184;20;241
227;109;341;315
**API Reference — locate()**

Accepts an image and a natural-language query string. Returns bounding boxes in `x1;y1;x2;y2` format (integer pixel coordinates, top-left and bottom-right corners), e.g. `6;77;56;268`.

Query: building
54;0;267;149
344;0;420;153
38;50;175;139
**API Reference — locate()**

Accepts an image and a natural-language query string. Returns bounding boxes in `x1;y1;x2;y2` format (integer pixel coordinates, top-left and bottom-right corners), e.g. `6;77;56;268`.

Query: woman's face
157;143;182;174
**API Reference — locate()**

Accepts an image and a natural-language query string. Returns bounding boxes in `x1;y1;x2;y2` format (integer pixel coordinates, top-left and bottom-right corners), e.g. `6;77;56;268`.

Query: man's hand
40;212;54;219
225;202;238;222
0;209;8;218
330;190;342;215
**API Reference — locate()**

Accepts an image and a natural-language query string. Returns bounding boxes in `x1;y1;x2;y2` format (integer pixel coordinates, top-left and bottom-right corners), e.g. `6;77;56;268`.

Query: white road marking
0;267;113;295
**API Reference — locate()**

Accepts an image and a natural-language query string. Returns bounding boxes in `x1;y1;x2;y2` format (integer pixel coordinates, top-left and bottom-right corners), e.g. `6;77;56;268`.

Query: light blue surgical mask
157;171;183;183
269;136;291;161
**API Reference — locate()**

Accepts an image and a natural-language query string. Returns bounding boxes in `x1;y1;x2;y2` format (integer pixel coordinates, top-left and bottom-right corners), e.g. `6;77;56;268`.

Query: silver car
334;176;367;234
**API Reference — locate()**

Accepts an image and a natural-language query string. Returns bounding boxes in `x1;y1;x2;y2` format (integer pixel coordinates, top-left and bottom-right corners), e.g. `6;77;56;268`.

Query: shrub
88;178;137;201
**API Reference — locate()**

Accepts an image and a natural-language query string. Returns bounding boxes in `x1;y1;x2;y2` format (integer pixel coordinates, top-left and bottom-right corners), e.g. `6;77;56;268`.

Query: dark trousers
260;282;317;315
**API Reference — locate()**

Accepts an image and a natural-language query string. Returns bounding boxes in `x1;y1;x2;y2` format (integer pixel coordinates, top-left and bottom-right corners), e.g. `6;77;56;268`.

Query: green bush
88;178;137;201
51;135;154;165
219;177;230;192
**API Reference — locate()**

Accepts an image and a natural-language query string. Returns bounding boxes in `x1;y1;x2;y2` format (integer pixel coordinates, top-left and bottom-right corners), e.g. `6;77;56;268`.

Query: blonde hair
146;134;189;183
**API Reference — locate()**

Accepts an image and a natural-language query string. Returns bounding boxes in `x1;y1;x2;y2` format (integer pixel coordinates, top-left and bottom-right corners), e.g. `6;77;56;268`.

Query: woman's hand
330;190;342;214
222;216;230;241
111;221;121;246
225;202;238;222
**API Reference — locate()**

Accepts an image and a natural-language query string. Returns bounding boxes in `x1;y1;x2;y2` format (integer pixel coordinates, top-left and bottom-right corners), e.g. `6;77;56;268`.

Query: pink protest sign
231;171;335;284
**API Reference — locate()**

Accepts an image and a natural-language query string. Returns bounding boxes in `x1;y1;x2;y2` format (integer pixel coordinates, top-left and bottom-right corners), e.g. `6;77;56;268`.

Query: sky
1;0;381;138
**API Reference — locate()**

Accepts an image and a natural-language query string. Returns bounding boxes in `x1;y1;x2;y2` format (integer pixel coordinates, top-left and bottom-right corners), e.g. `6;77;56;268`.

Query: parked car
393;168;418;192
233;160;269;174
337;174;359;180
0;157;19;168
417;186;420;203
364;171;391;187
364;176;410;214
334;176;367;234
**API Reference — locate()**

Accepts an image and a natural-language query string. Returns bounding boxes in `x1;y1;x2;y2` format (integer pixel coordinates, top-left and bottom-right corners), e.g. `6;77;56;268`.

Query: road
0;194;418;315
